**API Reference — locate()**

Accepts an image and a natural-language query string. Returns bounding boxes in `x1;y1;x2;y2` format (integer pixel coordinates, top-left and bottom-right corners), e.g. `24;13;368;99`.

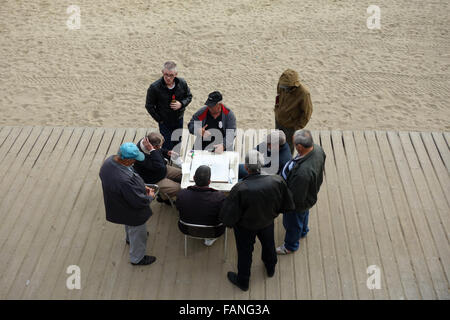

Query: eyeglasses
163;73;176;78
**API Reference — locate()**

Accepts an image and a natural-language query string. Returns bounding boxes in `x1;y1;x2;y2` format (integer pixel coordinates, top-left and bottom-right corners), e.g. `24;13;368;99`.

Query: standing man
99;142;157;266
220;150;294;291
276;130;326;255
274;69;313;154
145;61;193;150
188;91;236;153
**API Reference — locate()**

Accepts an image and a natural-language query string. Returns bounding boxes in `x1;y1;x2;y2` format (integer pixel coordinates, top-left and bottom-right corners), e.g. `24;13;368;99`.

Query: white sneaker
204;238;218;246
276;244;292;255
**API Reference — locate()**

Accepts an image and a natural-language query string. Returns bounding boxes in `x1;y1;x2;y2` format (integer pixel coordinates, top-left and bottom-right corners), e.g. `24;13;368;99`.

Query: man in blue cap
99;142;157;266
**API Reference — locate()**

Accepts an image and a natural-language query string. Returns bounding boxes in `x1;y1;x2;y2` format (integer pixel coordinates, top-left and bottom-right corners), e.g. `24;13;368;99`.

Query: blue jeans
282;210;309;252
158;119;183;150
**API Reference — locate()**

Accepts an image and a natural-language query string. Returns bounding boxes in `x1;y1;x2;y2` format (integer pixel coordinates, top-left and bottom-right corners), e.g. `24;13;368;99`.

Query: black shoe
131;255;156;265
266;266;275;278
227;272;249;291
126;232;149;245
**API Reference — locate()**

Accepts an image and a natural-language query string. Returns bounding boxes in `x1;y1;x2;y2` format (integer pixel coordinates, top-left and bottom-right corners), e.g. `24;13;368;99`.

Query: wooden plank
87;128;138;299
4;127;66;298
387;131;448;299
376;131;437;299
1;127;84;299
71;128;127;299
45;128;117;299
108;128;154;300
398;132;450;296
0;126;36;205
431;132;450;171
311;131;340;300
353;131;406;299
339;131;384;299
0;126;50;249
0;126;26;167
331;130;374;299
0;127;48;279
8;128;96;299
421;132;450;206
320;130;358;299
363;131;421;299
410;132;450;238
0;126;14;149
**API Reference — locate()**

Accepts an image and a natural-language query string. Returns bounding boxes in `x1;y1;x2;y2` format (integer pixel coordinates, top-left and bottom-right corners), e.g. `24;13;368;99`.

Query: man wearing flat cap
274;69;313;154
188;91;236;153
99;142;157;266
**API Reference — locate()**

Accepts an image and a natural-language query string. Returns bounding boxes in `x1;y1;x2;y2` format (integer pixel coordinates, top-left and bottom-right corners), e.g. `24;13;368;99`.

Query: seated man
187;91;236;153
238;130;292;179
133;132;182;205
176;165;226;246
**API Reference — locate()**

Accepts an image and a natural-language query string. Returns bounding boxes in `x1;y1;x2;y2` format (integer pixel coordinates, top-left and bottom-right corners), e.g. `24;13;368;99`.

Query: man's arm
297;92;313;129
279;178;295;213
219;186;242;228
223;110;237;151
145;85;161;123
120;177;153;209
288;169;310;210
179;80;193;111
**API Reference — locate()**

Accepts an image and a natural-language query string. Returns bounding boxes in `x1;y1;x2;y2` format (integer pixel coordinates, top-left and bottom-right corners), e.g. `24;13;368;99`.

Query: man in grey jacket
187;91;236;153
99;142;157;266
276;129;326;255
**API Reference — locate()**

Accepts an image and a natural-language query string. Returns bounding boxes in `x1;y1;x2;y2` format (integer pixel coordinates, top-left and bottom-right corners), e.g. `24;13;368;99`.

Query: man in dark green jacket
276;129;326;254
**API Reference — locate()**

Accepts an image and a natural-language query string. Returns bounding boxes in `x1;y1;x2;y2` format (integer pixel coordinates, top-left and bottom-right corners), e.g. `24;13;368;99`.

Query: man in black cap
145;61;193;151
187;91;236;152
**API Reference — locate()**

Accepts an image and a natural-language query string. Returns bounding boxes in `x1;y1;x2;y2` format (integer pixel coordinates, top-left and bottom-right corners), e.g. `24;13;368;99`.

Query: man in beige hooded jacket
274;69;313;154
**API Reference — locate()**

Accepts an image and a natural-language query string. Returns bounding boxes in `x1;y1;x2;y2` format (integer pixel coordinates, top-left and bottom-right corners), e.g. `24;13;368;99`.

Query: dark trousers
158;119;183;151
275;120;295;154
233;223;277;286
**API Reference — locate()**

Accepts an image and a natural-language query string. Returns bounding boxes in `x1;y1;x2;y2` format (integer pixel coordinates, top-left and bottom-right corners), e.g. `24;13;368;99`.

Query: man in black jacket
276;129;326;255
99;142;156;266
133;132;182;204
176;165;226;246
145;61;193;150
220;150;295;291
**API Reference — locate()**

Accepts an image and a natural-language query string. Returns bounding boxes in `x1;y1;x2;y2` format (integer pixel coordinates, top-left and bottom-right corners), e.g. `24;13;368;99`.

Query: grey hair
245;150;264;173
162;61;177;72
266;130;286;146
293;129;313;148
147;132;164;147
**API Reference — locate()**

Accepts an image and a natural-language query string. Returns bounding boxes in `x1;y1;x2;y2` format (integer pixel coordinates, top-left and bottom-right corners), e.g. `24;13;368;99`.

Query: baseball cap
205;91;223;107
119;142;145;161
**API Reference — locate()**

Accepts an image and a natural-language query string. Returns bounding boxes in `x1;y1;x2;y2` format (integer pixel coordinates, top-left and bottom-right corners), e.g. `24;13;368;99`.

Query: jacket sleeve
219;186;242;228
120;176;152;209
297;92;313;129
288;169;311;210
224;110;237;151
179;81;193;111
145;85;161;123
188;111;201;135
279;179;295;213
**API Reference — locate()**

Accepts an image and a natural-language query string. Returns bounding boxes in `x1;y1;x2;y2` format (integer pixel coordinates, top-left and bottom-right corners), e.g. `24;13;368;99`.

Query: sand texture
0;0;449;131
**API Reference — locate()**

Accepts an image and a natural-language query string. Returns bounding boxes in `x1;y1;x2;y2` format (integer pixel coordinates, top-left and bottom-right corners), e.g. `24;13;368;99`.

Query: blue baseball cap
118;142;145;161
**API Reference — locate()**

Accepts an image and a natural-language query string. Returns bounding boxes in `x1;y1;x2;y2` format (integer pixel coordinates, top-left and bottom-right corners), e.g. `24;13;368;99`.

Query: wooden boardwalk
0;126;448;300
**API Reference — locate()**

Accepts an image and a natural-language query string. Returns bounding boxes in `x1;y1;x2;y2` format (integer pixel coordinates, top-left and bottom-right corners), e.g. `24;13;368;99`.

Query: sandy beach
0;0;449;132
